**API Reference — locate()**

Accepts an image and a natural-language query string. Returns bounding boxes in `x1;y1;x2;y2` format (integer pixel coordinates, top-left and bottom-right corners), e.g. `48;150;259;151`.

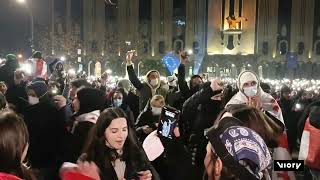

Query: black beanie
76;88;106;115
27;81;48;97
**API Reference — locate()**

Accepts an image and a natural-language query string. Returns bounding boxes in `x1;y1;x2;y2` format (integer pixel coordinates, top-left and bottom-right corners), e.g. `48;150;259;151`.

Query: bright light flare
68;69;76;76
20;63;32;75
17;0;26;4
106;69;112;74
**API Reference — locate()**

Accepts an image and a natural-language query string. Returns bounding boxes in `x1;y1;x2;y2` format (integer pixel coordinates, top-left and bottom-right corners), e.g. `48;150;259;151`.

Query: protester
117;79;140;120
22;81;66;180
181;79;224;178
165;75;182;109
66;79;91;100
0;54;19;89
0;109;36;180
0;81;7;95
80;107;160;180
226;70;296;180
109;89;135;128
126;51;168;111
135;95;165;142
70;87;106;162
178;51;203;100
205;125;272;180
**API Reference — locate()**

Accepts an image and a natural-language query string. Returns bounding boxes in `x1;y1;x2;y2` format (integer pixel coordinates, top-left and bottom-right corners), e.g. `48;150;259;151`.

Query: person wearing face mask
135;95;165;142
22;81;67;180
226;70;296;180
117;79;140;120
79;108;160;180
165;75;183;109
126;51;168;112
110;89;135;128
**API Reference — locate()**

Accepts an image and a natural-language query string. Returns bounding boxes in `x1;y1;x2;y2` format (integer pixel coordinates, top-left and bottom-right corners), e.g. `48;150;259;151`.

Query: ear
214;158;223;176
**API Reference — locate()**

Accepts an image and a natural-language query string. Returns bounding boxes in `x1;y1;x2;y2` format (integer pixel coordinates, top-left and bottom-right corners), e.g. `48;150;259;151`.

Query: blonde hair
150;95;165;107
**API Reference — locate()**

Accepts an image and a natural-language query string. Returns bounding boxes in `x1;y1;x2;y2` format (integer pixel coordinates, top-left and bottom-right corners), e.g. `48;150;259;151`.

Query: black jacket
127;65;168;111
135;102;160;142
177;64;193;100
80;141;160;180
181;83;222;141
22;96;66;168
152;136;194;180
181;84;222;178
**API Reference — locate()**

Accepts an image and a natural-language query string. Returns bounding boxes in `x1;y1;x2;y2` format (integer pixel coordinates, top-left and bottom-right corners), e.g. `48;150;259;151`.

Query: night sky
0;0;51;56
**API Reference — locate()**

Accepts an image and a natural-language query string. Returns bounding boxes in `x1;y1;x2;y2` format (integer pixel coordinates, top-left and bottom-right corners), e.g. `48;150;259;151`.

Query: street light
60;56;66;61
17;0;25;3
16;0;34;51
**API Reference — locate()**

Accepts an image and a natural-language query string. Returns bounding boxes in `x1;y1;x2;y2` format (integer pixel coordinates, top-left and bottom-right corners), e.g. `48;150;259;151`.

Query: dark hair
207;157;268;180
215;104;283;148
82;108;149;177
76;87;106;115
0;110;35;180
71;79;90;88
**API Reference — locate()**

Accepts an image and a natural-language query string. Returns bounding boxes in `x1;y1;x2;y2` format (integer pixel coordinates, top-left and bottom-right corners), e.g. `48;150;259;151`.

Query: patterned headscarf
215;126;272;179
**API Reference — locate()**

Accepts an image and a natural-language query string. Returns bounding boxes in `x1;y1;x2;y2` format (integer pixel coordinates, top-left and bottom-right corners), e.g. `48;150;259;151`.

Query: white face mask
150;79;159;87
151;106;162;116
28;96;39;105
243;85;258;97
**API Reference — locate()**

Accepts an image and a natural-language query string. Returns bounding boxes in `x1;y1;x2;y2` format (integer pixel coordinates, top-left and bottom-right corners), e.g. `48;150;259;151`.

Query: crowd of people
0;50;319;180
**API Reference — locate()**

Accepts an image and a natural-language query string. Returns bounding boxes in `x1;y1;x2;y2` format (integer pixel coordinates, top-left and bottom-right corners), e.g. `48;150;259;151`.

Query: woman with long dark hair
0;109;35;180
81;107;160;180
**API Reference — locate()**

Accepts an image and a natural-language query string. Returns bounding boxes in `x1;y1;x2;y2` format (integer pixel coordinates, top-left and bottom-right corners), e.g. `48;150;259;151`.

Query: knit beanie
27;81;48;97
76;88;106;115
5;54;19;69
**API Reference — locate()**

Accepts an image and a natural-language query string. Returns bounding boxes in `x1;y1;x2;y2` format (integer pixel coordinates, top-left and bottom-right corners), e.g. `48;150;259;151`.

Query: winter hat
210;126;272;179
76;88;106;115
32;51;42;59
5;54;19;69
237;70;259;90
117;79;131;93
6;54;17;62
27;81;48;97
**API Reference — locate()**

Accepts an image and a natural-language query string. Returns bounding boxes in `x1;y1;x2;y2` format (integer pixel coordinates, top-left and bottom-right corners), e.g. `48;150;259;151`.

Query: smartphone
157;106;180;139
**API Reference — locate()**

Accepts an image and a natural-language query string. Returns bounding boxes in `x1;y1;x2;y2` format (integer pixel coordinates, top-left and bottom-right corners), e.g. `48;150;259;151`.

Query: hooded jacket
226;71;296;180
127;65;168;111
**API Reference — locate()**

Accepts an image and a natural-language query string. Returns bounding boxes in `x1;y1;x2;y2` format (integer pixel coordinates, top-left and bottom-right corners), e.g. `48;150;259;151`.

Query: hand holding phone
157;106;180;139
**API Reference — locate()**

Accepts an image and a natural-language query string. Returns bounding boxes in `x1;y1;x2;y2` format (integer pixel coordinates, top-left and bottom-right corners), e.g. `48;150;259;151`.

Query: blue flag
162;52;180;75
